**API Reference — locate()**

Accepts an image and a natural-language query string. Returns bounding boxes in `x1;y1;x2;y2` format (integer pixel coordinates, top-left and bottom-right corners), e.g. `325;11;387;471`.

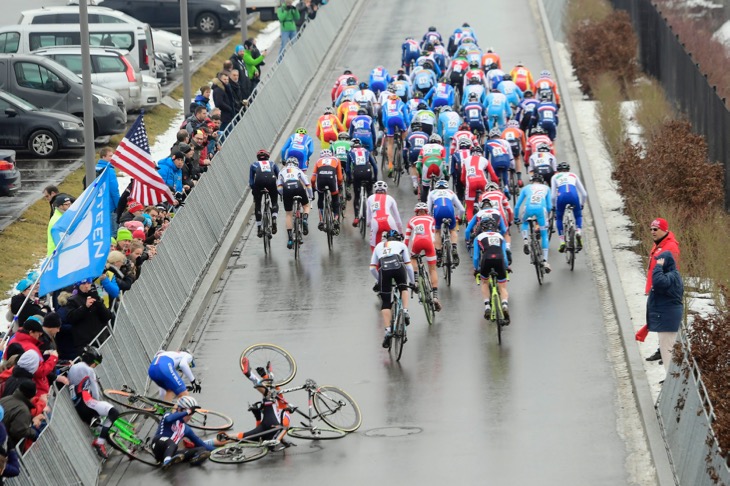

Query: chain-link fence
7;0;357;484
610;0;730;210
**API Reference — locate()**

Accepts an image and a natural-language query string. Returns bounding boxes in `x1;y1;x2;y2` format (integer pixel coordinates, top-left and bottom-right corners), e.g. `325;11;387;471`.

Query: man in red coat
645;217;680;361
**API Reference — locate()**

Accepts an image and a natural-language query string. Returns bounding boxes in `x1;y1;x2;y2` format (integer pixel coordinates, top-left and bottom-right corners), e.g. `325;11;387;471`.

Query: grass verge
592;72;625;162
629;78;674;143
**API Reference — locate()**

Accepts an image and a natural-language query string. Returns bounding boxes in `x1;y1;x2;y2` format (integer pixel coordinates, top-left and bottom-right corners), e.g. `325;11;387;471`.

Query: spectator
191;130;211;173
2;322;58;399
189;85;212;115
158;150;185;194
0;405;21;483
9;279;50;327
98;251;134;310
243;38;266;95
1;350;39;399
38;313;61;356
115;228;133;255
171;130;190;155
119;201;145;225
230;45;252;99
647;251;683;373
0;381;39;450
64;279;113;356
181;106;208;135
115;181;133;225
41;185;59;220
128;241;147;278
228;69;244;114
211;71;235;130
645;217;680;362
47;193;74;256
296;0;317;30
54;292;76;361
277;0;300;59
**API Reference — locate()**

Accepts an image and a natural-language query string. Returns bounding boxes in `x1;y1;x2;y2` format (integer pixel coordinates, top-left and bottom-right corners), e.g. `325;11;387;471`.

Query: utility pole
79;0;96;187
181;0;192;114
240;0;248;44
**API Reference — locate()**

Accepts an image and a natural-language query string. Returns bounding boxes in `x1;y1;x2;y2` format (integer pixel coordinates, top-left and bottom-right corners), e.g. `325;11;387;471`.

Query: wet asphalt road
109;0;633;484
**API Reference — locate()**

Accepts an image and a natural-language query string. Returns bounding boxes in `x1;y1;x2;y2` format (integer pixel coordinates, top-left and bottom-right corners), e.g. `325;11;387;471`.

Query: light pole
240;0;248;44
79;0;96;187
180;0;191;115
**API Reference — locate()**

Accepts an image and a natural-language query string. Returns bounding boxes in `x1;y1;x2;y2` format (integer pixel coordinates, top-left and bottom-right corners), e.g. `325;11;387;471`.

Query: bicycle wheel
548;211;555;242
210;443;269;464
393;145;402;186
492;287;504;345
293;212;301;260
532;235;544;286
419;275;435;326
262;201;272;256
325;193;334;251
288;426;346;440
359;192;367;239
187;409;234;431
567;221;576;272
241;343;297;386
442;234;452;287
392;307;406;362
107;411;161;466
103;389;157;413
314;386;363;432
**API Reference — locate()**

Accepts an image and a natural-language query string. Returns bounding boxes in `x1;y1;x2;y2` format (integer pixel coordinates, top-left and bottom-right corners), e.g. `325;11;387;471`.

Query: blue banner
39;169;115;296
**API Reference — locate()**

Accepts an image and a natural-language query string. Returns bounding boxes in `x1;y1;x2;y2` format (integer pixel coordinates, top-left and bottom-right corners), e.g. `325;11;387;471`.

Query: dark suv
98;0;240;34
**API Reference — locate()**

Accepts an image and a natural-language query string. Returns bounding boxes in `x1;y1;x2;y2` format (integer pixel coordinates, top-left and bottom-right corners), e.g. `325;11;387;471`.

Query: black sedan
0;90;85;158
0;150;20;197
99;0;240;34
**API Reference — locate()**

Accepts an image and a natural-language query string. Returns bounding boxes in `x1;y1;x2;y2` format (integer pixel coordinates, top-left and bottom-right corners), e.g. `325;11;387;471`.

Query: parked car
33;46;161;111
0;54;127;136
18;6;192;69
0;89;84;157
0;150;21;196
98;0;240;34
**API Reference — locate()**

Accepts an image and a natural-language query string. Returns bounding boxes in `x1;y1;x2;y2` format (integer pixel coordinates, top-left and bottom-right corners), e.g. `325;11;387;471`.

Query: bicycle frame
276;379;346;427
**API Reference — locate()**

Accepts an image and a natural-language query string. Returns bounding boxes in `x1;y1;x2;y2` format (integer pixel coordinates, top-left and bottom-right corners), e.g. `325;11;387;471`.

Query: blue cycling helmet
384;230;402;241
435;180;449;189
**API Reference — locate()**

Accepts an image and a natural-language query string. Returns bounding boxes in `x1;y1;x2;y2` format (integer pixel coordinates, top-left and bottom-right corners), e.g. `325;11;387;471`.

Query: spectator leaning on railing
0;404;21;484
277;0;300;59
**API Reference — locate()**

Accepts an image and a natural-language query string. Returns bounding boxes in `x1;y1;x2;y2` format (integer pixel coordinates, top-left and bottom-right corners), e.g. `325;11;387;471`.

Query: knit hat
43;312;62;329
124;221;144;232
15;278;33;293
235;44;245;54
128;202;144;214
651;218;669;232
132;229;146;240
19;381;37;400
142;214;152;227
53;193;74;207
22;317;44;333
18;350;40;374
117;228;133;242
178;143;192;153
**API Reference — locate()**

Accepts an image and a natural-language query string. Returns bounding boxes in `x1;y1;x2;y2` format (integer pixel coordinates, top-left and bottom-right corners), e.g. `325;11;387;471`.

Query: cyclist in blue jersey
381;93;410;173
393;74;412;102
402;37;421;74
148;350;200;402
485;129;515;196
411;61;438;95
516;90;539;133
536;93;559;141
427;180;465;267
349;108;377;152
461;76;487;107
437;106;462;161
451;138;473;203
462;93;487;142
485;90;512;132
421;26;442;50
424;81;456;111
405;121;430;194
369;66;392;96
281;128;315;170
514;173;553;273
485;63;505;90
551;162;587;253
497;74;524;110
407;90;425;114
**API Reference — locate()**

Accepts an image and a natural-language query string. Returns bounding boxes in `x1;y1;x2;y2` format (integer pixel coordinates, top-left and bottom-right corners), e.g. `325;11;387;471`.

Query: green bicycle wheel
107;411;161;466
241;343;297;386
209;443;269;464
314;386;362;432
288;426;346;440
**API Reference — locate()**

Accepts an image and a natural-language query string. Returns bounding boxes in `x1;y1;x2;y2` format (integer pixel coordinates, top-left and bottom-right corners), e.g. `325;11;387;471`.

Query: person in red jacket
3;317;58;399
644;217;680;362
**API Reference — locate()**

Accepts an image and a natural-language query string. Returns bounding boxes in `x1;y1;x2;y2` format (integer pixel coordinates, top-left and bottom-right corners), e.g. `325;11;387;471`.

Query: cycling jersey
446;58;469;85
497;80;524;108
466;208;507;241
353;89;377;114
331;74;358;103
281;133;315;170
393;79;412;101
551;172;587;235
277;165;313;211
334;86;358;106
529;152;557;184
369;67;392;94
337;101;361;129
486;69;505;90
485;92;511;131
525;134;555;161
481;52;502;70
382;98;410;137
536;102;559;140
485;139;515;189
516;98;539;132
450;148;470;201
473;231;509;282
330;140;353;166
250;159;281;223
347;148;377;218
402;39;421;71
424;83;455;110
404;214;437;263
450;130;478;154
348;115;377;151
462;102;486;133
461;154;498;220
316;114;345;148
480;189;514;225
366;193;403;248
148;351;195;395
416;144;447;190
510;66;535;92
412;69;437;93
68;362;115;424
514;183;552;251
370;240;414;310
534;76;561;105
311;156;343;194
406;130;430;163
427;188;464;230
413;109;437;135
501;126;527;158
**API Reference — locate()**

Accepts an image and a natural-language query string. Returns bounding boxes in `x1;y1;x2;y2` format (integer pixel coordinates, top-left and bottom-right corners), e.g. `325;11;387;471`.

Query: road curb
534;1;676;484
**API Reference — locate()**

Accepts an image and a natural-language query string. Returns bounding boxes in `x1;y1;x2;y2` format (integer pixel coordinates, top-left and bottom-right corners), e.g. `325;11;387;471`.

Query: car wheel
29;130;59;158
196;12;220;34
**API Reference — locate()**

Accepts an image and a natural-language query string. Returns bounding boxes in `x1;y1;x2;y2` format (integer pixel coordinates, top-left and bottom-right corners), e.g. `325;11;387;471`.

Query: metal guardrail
6;1;357;484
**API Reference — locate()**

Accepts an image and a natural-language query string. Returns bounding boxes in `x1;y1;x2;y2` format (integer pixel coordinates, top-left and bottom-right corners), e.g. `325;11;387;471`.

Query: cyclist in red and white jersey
366;181;403;252
404;203;441;311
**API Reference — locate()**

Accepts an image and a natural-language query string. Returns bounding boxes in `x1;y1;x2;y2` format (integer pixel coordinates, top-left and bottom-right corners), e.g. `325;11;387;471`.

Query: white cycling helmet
320;149;333;157
177;395;198;410
373;181;388;193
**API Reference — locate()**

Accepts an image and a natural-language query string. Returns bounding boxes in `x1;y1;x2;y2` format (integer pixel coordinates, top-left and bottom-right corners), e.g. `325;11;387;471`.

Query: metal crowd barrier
7;0;357;484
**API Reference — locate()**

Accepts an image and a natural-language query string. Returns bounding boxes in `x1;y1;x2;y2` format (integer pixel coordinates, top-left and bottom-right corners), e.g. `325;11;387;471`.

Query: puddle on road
363;426;423;438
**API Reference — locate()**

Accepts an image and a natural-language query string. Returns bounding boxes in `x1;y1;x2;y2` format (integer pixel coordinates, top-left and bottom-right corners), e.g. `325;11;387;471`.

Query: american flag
111;114;174;205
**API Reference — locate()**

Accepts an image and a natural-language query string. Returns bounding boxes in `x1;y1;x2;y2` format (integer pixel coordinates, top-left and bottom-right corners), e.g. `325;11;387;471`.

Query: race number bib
453;63;463;73
371;201;381;211
488;236;501;247
285;171;298;181
469;109;480;118
530;194;543;204
355;154;367;165
467;167;477;176
414;224;425;235
414;138;425;147
322;119;332;128
543;111;554;120
491;145;505;156
260;162;271;172
448;119;458;128
336;146;347;156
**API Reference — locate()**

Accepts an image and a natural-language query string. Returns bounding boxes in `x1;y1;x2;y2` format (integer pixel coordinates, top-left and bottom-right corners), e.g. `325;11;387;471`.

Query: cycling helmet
540;70;551;78
460;122;470;130
462;22;470;27
385;229;402;241
256;149;270;161
357;108;367;115
414;91;424;99
324;107;333;115
423;60;435;70
405;36;413;41
537;142;551;153
351;138;362;146
531;173;545;183
486;47;494;53
557;162;570;172
435;179;449;189
468;93;479;102
388;94;400;101
458;139;473;149
320;149;333;157
488;128;502;138
532;126;546;135
414;202;429;213
524;90;534;97
479;217;498;233
295;127;307;135
469;60;479;69
387;83;397;93
411;121;423;130
468;77;482;86
429;134;443;144
177;395;198;411
338;132;350;140
480;198;493;209
472;145;484;154
398;73;408;81
486;181;500;191
81;346;102;365
346;77;357;86
428;26;437;32
286;157;299;166
507;120;520;128
503;74;512;81
514;61;524;67
456;48;468;58
359;82;369;90
417;102;429;111
440;105;453;112
373;181;388;193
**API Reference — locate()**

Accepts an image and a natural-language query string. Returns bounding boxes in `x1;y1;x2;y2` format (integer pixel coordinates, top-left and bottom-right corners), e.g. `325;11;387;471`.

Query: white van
0;22;157;78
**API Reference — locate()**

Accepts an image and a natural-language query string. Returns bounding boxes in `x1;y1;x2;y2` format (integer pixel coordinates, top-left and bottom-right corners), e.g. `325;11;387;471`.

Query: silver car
32;46;161;111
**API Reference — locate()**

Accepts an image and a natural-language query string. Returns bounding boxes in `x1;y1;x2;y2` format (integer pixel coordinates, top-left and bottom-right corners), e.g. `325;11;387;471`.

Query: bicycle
479;268;508;345
102;410;161;466
547;208;556;242
240;343;297;386
526;216;545;285
357;181;368;240
392;126;404;186
439;218;453;287
323;188;336;251
386;279;407;361
102;386;234;431
413;254;436;326
292;195;304;260
508;169;520;206
261;189;273;256
563;204;577;271
210;425;289;464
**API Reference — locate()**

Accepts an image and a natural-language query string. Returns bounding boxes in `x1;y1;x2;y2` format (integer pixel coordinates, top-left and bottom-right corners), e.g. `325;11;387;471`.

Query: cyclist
393;73;413;102
461;76;487;107
316;107;345;149
528;142;557;186
437;106;462;161
277;157;313;249
516;90;539;133
510;62;535;93
406;90;425;115
524;126;555;162
280;128;315;170
465;198;508;253
536;93;559;141
381;93;410;175
348;108;377;153
485;62;506;91
353;82;378;118
485;128;515;196
424;81;456;111
451;138;473;204
148;349;200;403
347;138;378;227
485;88;511;132
502;120;526;186
444;48;469;94
366;181;404;252
428;179;465;267
514;173;553;273
152;395;224;469
462;93;487;143
249;149;280;238
463;61;486;90
497;74;524;109
421;26;442;49
448;23;478;56
68;347;120;459
412;102;437;137
450;122;479;155
404;203;441;311
311;149;344;234
551;162;587;253
406;121;430;194
481;180;514;227
370;230;414;348
481;48;502;70
461;145;498;221
331;69;358;105
535;70;561;108
369;65;393;96
402;37;421;74
473;218;510;322
411;62;438;95
330;132;352;194
416;134;448;203
334;78;359;107
337;99;361;130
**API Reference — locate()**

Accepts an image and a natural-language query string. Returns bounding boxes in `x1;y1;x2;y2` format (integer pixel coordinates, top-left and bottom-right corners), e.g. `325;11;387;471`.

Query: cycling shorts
377;267;408;310
371;80;387;94
479;257;507;283
74;395;114;424
468;120;485;133
281;187;310;212
385;116;407;136
148;356;187;395
433;206;456;230
410;238;437;264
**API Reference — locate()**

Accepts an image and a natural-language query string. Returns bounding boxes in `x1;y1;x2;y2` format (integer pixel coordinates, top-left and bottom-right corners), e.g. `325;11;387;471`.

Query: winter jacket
647;251;684;333
188;94;211;115
645;231;679;294
64;289;113;355
1;366;34;400
0;421;21;483
243;49;265;80
9;294;48;327
3;332;57;397
54;292;77;361
229;53;252;98
182;114;207;135
47;209;63;256
211;78;234;125
277;4;300;32
0;390;35;450
157;156;183;193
